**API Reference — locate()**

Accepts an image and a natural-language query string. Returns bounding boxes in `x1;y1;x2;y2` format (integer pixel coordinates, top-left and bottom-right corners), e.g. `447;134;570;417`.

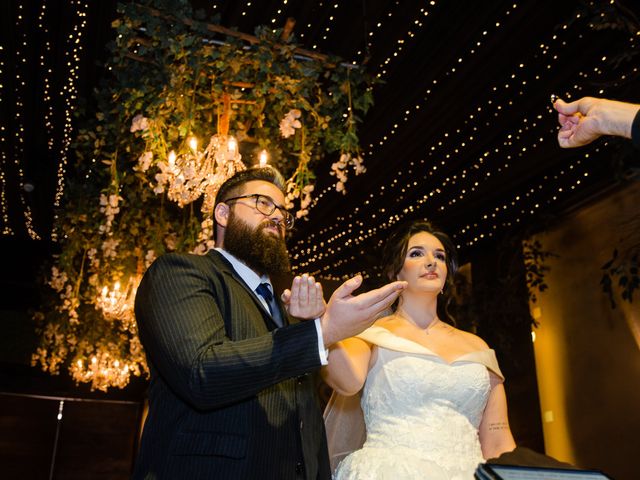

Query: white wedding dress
328;326;504;480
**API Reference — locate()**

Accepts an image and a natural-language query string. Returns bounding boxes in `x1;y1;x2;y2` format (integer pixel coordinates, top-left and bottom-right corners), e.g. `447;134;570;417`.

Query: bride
322;219;516;479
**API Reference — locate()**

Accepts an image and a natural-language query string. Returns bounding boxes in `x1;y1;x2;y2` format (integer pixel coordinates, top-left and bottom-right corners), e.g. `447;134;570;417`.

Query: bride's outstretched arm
321;337;372;396
478;376;517;459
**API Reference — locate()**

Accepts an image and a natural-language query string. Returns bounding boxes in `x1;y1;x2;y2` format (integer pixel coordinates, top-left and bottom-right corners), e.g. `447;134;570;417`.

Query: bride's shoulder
373;314;403;330
451;327;490;350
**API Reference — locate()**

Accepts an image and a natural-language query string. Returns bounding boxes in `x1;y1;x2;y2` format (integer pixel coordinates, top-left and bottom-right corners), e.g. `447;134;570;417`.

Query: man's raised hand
320;275;407;347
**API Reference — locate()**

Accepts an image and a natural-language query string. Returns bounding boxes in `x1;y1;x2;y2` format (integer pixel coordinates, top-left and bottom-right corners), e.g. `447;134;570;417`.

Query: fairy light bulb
168;150;176;166
227;136;237;152
259;149;268;167
189;136;198;151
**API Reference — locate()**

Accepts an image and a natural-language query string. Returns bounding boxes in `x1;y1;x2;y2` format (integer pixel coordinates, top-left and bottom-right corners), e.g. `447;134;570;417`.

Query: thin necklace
397;308;440;334
422;318;440;335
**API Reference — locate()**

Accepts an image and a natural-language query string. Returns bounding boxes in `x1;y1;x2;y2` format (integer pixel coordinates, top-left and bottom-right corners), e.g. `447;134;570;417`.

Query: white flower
284;196;295;210
98;193;122;234
280;123;295;138
329;152;365;194
48;267;68;292
130;114;150;133
279;109;302;138
300;186;313;210
153;171;170;194
145;250;156;267
191;240;214;255
164;233;178;251
108;194;120;208
87;248;99;268
135;151;153;172
101;238;120;259
191;218;216;254
351;154;366;175
300;196;311;209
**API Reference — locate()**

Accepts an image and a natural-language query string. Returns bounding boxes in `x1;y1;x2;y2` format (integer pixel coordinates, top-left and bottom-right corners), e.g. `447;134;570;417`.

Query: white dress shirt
216;248;328;365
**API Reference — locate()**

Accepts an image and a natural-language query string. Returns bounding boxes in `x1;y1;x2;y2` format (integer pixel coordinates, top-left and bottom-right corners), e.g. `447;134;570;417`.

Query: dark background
1;1;639;478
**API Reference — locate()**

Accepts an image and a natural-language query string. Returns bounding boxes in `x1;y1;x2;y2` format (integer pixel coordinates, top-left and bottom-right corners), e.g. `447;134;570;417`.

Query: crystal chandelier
70;353;136;391
96;274;140;325
81;271;147;390
155;93;247;214
163;133;245;213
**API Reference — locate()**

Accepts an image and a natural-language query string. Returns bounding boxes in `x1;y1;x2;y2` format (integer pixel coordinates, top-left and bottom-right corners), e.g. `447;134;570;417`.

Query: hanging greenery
32;0;375;391
600;213;640;309
601;248;639;308
522;239;557;305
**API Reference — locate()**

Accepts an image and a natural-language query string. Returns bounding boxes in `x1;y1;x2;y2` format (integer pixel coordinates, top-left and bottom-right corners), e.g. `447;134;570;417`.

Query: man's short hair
213;166;287;239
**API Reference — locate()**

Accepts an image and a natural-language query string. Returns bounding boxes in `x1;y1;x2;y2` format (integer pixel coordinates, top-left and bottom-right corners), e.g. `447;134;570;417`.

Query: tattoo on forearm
488;422;508;431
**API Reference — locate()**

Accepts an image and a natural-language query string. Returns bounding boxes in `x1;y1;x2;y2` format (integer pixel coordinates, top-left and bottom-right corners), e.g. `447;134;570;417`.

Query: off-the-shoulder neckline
359;325;496;366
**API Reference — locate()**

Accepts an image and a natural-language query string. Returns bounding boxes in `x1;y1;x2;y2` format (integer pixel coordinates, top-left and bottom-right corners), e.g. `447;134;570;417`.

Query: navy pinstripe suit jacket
132;250;330;479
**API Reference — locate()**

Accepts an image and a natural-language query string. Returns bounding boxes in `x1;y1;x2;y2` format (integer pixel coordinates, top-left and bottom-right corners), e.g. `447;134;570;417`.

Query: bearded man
133;166;406;480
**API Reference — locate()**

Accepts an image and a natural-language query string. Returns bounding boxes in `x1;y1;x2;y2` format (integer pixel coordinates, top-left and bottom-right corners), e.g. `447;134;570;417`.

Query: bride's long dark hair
381;219;459;325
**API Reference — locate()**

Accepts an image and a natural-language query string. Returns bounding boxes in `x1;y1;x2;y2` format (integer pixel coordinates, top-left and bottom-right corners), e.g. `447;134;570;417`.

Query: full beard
223;213;291;276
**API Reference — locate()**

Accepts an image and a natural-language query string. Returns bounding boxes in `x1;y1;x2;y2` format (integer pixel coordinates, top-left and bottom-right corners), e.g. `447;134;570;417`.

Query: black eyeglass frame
223;193;295;229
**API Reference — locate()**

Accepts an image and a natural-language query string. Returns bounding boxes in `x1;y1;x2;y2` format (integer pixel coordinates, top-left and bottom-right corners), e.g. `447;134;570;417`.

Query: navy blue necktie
256;282;283;327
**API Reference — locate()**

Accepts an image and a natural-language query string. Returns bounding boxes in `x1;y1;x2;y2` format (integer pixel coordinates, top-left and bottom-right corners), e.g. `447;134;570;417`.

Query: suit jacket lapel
207;250;287;330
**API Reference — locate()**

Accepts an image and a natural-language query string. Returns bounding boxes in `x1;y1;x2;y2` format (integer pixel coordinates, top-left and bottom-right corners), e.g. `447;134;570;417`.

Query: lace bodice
332;326;503;480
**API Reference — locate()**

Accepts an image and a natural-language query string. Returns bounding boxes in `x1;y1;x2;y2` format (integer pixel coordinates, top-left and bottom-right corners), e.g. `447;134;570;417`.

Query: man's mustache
260;218;285;236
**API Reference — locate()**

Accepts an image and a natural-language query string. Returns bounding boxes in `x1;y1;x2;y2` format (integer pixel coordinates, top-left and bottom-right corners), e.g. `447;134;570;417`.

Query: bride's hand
282;274;326;319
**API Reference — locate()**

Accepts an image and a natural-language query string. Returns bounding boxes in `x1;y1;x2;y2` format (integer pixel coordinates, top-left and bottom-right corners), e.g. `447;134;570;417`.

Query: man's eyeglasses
223;193;295;229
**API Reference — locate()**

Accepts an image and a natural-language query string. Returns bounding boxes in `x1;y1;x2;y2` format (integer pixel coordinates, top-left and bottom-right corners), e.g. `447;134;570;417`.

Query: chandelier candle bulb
259;149;268;167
